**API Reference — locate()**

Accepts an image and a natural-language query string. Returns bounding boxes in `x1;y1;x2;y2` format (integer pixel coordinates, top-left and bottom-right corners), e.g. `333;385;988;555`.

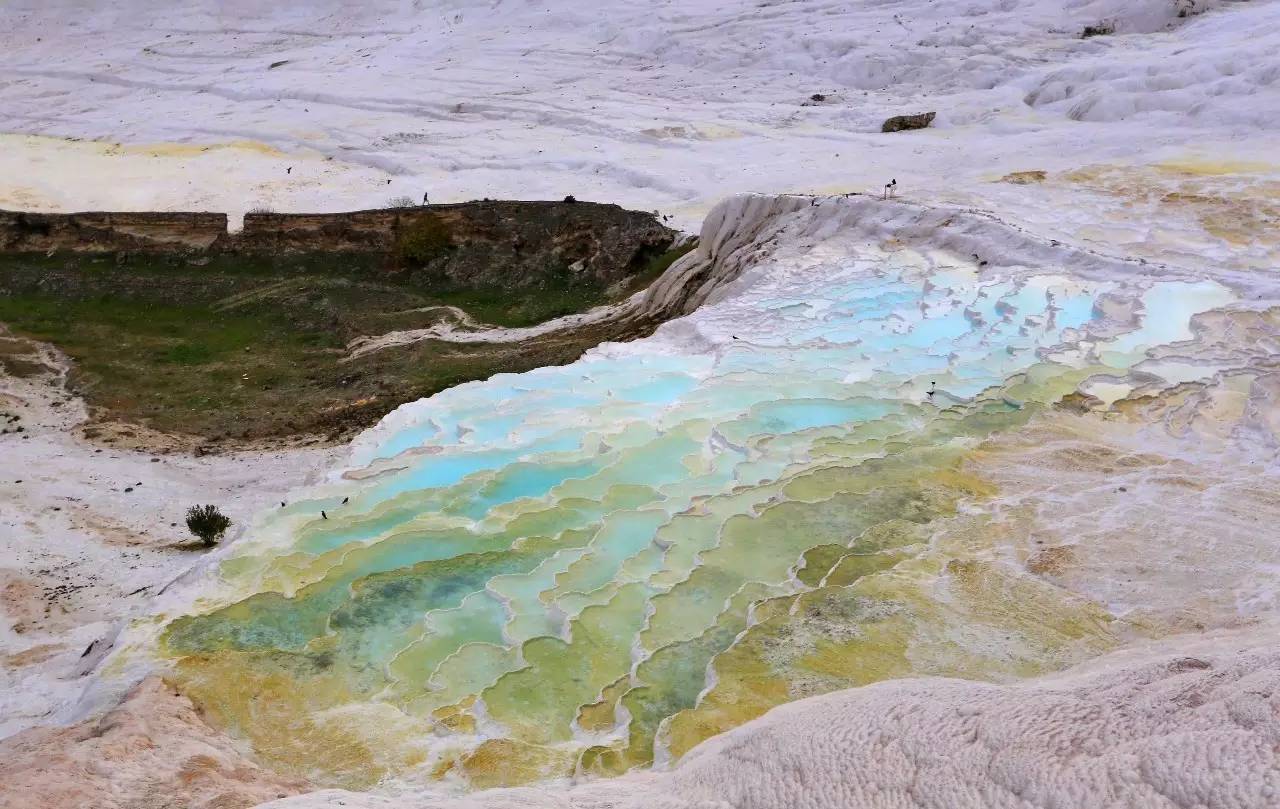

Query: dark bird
321;510;328;520
286;166;292;174
280;501;286;508
342;497;349;504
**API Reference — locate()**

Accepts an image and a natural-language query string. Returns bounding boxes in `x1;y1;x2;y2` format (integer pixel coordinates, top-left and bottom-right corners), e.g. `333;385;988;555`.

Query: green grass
0;241;686;445
629;240;698;290
421;284;608;328
0;251;385;279
422;241;698;328
0;295;340;438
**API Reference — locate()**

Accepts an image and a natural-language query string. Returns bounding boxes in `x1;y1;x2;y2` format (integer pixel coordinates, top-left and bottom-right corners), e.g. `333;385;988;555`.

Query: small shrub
1081;22;1115;38
386;195;418;209
248;205;275;215
394;214;453;266
186;504;231;547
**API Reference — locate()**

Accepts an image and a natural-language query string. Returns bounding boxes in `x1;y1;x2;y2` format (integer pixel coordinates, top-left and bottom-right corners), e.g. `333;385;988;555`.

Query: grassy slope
0;244;692;447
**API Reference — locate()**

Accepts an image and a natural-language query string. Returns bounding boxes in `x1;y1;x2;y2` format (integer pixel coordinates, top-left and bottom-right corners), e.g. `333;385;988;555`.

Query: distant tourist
423;192;430;205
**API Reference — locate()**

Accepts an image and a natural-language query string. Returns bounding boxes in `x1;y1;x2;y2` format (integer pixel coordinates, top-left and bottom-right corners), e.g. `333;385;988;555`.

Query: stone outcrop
881;111;937;132
237;202;675;290
0;201;677;292
1000;170;1048;184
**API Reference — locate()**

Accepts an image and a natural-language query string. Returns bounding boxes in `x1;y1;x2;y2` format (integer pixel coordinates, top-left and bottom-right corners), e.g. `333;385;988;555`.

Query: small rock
1001;170;1048;185
881;111;936;133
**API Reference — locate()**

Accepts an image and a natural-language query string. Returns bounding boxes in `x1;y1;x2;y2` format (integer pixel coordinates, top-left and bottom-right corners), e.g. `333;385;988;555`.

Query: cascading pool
155;229;1234;789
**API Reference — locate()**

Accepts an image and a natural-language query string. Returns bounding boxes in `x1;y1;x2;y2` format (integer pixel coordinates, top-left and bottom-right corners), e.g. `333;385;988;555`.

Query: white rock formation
258;624;1280;808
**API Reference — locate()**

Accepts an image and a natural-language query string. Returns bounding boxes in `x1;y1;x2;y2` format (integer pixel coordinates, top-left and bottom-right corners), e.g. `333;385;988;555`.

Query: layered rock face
0;202;676;292
0;211;230;252
235;203;675;290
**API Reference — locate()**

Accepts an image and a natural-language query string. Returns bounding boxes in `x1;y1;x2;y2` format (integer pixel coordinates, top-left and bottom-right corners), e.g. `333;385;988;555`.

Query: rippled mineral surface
139;208;1265;790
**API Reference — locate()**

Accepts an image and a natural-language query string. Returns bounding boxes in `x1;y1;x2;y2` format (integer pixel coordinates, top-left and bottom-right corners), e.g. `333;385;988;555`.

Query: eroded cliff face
0;211;230;252
0;202;676;292
238;202;675;290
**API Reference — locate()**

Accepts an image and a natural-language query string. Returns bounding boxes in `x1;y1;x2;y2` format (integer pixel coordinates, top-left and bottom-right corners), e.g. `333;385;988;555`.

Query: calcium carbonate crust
261;623;1280;808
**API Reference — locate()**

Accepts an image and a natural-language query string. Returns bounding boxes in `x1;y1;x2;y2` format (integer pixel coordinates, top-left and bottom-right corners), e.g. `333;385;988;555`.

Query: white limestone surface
257;623;1280;809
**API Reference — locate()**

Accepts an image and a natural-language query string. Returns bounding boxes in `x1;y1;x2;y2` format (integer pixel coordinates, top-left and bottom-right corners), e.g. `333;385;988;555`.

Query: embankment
0;201;675;292
0;201;681;448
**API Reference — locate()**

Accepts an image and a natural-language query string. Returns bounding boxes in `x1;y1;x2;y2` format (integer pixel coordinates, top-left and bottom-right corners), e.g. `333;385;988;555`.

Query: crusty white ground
2;0;1280;806
0;335;339;737
256;623;1280;809
0;0;1276;231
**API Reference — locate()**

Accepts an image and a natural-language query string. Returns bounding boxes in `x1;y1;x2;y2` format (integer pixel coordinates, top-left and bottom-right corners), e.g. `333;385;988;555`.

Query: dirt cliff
0;201;675;292
0;211;229;252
